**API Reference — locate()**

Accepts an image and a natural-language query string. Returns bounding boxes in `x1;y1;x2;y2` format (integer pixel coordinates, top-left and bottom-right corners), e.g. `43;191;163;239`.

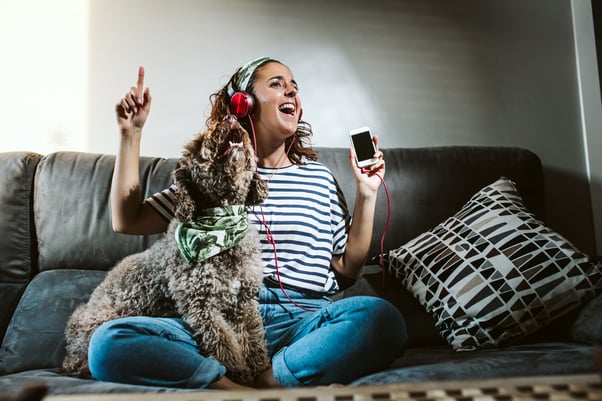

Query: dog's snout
224;114;238;124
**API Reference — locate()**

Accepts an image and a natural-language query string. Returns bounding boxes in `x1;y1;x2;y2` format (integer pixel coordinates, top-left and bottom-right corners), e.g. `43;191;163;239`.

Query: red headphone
229;91;303;121
229;91;254;118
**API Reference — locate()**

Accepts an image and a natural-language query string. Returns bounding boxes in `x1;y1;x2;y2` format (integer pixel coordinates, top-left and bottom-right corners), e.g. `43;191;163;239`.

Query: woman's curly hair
206;59;317;164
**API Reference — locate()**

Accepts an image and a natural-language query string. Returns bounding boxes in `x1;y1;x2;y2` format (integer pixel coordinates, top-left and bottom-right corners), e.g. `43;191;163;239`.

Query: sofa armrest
571;293;602;345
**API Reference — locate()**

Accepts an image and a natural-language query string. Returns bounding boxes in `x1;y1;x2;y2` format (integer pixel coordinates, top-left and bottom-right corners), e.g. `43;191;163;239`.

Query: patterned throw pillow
387;177;602;351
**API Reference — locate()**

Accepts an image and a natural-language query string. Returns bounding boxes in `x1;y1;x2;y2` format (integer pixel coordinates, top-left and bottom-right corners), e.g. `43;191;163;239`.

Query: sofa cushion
351;343;597;385
387;177;602;351
0;270;106;375
0;283;27;345
571;293;602;345
0;369;187;396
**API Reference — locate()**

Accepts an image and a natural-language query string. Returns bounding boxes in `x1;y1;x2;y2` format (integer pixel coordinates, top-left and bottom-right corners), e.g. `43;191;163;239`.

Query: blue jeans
88;283;407;388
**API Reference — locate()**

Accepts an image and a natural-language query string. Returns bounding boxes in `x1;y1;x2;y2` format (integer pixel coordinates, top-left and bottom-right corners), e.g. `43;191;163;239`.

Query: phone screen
351;130;376;162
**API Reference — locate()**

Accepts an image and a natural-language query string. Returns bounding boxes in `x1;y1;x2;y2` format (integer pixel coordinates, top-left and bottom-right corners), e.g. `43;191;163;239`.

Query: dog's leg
235;299;270;381
189;307;255;384
235;257;271;381
169;276;249;380
63;304;94;377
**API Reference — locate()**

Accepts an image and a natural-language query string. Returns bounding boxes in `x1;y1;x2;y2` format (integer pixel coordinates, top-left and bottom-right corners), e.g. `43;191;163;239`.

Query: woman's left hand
335;135;385;279
349;135;385;194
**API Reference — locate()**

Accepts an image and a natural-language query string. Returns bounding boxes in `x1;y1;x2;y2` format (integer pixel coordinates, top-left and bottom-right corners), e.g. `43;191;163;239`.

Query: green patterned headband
228;56;274;96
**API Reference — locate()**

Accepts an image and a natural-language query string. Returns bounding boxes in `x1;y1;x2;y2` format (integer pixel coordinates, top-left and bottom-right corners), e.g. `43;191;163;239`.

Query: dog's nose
224;114;238;124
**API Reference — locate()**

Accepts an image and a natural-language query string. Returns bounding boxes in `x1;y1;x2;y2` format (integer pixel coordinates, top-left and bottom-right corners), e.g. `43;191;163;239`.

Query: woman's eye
270;81;282;88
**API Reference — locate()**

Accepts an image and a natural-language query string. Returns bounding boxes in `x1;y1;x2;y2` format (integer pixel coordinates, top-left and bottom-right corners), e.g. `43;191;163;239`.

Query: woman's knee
89;317;148;352
88;318;139;378
274;296;407;385
89;319;123;356
88;317;180;379
88;316;206;384
344;296;408;352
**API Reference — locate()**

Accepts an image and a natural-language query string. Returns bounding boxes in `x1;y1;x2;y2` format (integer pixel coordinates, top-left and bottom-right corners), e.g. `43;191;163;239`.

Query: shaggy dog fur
62;115;270;386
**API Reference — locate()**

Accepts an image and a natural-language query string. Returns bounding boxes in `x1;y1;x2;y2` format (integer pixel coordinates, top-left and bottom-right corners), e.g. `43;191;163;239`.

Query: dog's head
173;114;268;221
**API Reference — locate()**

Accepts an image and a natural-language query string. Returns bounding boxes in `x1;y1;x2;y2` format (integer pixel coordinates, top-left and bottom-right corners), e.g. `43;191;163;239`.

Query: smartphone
349;126;378;168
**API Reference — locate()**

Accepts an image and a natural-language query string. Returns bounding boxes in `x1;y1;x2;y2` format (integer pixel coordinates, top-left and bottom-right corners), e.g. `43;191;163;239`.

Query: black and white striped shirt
145;160;350;294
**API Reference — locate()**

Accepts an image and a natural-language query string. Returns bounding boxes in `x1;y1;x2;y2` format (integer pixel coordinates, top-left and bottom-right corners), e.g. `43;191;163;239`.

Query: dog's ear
245;173;269;206
173;164;197;221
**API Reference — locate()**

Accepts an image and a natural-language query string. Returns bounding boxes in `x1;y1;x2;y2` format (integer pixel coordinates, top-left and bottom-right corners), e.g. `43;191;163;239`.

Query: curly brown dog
62;114;270;386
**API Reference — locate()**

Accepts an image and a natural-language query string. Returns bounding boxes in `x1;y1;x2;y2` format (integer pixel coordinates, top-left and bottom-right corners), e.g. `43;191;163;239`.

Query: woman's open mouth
278;102;296;117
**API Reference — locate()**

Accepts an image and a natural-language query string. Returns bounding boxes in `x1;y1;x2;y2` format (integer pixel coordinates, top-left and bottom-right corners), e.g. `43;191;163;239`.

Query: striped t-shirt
145;160;350;294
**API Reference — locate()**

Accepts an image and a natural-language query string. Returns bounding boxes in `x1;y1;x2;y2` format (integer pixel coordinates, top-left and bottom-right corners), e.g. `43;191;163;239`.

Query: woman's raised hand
115;66;152;131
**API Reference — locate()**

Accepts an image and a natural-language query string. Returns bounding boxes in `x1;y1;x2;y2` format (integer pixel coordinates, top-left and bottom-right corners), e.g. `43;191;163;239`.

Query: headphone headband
228;56;273;96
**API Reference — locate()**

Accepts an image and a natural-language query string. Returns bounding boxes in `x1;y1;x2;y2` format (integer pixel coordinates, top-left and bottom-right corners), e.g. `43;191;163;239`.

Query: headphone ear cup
229;91;254;118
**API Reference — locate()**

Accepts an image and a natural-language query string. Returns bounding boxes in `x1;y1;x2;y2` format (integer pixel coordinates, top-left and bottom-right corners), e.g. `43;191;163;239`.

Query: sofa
0;146;600;397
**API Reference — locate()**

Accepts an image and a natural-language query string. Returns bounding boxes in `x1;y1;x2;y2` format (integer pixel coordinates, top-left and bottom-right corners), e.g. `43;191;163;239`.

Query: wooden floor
46;374;602;401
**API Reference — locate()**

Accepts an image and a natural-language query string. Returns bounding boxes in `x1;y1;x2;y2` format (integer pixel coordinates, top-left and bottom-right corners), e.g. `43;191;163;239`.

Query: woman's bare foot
255;367;283;388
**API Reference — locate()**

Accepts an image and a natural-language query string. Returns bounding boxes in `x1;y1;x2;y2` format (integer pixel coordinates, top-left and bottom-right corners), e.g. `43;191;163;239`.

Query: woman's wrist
120;127;143;143
356;184;379;201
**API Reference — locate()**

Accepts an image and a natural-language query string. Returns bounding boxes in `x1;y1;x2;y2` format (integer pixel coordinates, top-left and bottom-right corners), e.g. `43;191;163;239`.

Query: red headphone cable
361;167;391;291
247;116;315;312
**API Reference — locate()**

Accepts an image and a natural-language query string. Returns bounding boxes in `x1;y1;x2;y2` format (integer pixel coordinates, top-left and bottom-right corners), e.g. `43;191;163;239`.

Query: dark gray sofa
0;147;600;396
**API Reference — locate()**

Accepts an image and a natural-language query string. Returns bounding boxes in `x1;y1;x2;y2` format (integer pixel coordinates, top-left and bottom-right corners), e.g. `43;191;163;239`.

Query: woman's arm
110;66;169;235
331;136;385;280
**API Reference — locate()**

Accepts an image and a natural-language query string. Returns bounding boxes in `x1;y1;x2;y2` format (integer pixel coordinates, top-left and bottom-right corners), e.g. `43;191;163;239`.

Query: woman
89;57;407;389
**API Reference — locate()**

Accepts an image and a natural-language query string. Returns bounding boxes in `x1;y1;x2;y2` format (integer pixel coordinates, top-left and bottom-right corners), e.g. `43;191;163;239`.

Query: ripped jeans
88;283;407;388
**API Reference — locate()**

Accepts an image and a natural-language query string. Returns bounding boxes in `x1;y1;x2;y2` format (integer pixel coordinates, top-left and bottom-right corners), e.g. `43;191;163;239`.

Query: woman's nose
285;84;297;97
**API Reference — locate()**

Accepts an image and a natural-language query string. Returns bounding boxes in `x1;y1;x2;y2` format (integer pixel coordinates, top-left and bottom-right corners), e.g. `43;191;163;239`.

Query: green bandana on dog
175;205;248;264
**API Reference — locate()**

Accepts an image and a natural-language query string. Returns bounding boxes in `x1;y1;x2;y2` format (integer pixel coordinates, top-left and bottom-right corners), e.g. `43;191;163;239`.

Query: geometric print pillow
387;177;602;351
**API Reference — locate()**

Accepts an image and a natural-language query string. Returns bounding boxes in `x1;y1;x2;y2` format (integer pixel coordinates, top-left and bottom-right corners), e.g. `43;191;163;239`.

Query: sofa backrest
33;152;177;272
28;147;545;276
317;146;545;261
0;152;42;343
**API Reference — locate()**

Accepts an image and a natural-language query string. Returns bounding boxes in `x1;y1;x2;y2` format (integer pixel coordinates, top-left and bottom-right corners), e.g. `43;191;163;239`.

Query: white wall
1;0;599;256
0;0;88;154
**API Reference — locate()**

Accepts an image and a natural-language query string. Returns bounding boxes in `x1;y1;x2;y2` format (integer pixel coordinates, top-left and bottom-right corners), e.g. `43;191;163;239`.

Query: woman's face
251;62;301;141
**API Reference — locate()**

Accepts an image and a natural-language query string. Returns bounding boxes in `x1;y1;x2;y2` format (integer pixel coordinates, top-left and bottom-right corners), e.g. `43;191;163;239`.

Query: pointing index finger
136;66;145;103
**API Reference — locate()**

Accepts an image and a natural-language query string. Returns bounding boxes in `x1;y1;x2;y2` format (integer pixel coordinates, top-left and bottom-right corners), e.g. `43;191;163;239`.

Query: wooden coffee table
46;373;601;401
